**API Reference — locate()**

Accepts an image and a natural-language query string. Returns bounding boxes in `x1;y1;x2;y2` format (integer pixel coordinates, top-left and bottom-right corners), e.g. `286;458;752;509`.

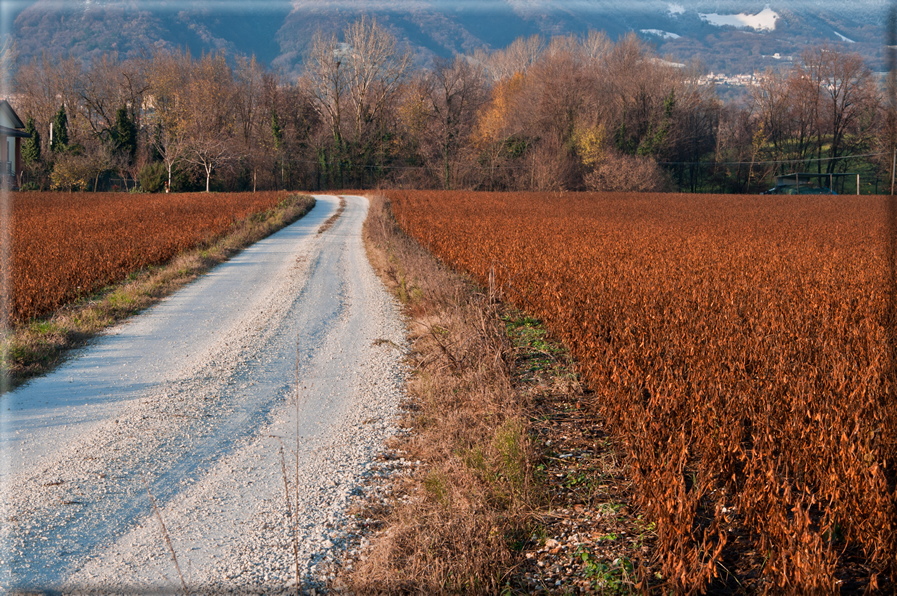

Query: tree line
11;18;894;194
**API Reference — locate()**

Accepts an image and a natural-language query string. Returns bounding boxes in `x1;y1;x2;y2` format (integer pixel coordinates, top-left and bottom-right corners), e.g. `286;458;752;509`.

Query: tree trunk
443;145;450;190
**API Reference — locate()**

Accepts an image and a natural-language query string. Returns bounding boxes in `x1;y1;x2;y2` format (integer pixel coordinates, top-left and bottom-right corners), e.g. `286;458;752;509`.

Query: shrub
139;162;166;193
583;152;670;192
50;154;91;192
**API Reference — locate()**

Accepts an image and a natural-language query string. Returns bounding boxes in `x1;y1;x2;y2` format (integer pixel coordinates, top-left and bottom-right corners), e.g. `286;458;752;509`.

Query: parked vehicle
762;184;836;195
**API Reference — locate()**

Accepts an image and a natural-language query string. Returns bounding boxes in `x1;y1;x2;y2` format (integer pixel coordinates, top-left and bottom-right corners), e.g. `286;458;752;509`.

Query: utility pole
892;5;897;196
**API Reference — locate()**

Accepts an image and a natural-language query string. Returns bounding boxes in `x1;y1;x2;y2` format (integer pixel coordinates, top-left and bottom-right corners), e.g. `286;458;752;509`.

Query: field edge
337;193;655;594
1;193;316;392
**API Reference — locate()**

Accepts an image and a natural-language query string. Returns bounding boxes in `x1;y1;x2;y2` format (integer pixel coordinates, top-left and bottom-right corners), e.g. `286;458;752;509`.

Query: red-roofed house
0;100;31;189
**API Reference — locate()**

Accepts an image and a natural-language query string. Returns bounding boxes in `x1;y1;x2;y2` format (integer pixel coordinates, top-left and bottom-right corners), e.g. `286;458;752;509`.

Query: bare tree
584;151;670;192
184;132;234;193
15;52;83;153
76;53;150;139
233;55;265;191
342;17;411;143
798;44;877;173
84;140;114;191
146;49;192;190
302;30;348;146
514;47;591;189
180;52;236;192
474;34;546;82
301;17;410;186
419;57;487;189
78;54;124;138
0;37;17;91
580;30;613;65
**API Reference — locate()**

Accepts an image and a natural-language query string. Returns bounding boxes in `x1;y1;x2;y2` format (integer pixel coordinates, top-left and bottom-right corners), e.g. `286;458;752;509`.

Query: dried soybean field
387;189;897;592
2;191;294;322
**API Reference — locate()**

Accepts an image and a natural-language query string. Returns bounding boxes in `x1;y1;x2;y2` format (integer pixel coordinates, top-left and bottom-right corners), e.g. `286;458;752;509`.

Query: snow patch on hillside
699;7;779;32
833;31;855;43
667;3;685;17
641;29;681;39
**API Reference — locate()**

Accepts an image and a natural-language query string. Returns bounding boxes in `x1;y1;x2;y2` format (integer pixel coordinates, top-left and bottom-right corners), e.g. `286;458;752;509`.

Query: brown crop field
3;191;294;322
387;189;897;592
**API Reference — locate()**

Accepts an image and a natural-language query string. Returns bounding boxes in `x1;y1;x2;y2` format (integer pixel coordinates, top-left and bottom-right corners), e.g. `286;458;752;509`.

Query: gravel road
0;195;407;594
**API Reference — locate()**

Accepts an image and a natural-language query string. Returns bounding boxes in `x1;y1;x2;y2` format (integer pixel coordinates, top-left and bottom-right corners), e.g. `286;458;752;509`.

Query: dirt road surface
0;195;406;593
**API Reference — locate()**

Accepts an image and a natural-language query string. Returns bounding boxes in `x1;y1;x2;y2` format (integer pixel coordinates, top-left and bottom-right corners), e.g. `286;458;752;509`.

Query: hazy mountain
1;0;891;77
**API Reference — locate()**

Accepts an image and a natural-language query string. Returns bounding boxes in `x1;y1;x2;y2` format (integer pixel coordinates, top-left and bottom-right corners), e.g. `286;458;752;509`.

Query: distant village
700;72;762;87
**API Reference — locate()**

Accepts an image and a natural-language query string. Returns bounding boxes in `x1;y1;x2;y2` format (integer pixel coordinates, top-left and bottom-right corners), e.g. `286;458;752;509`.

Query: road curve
0;195;407;593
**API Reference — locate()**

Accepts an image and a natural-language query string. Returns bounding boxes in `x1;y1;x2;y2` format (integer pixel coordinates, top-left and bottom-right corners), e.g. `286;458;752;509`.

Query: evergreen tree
637;89;676;157
21;117;41;165
149;123;164;163
50;105;68;153
271;111;283;151
112;107;137;162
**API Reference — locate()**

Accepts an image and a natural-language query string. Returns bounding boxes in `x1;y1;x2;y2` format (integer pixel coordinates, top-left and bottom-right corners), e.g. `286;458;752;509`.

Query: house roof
0;125;31;138
0;100;25;129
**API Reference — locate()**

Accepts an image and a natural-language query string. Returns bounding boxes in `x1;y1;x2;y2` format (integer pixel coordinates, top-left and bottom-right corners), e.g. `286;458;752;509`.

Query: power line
658;152;888;167
282;150;890;172
267;147;892;179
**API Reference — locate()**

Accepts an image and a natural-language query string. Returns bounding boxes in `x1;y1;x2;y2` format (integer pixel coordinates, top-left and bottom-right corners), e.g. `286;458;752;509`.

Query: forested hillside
3;0;890;76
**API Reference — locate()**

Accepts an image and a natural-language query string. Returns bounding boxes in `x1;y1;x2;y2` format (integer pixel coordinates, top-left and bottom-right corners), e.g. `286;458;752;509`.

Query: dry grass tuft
318;196;347;234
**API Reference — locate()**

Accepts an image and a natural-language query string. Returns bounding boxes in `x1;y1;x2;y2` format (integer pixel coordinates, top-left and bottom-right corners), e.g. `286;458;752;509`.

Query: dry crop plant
2;191;293;322
388;189;897;592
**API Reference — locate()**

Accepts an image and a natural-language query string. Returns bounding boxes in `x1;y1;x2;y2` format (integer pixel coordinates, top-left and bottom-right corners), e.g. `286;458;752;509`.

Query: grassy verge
348;195;655;594
1;193;316;391
318;196;346;234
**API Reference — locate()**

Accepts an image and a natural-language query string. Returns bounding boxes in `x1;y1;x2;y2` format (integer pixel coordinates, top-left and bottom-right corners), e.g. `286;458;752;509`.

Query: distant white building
0;100;30;189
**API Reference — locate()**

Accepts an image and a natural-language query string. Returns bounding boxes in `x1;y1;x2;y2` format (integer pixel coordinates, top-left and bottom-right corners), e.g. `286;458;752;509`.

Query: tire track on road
0;195;406;593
